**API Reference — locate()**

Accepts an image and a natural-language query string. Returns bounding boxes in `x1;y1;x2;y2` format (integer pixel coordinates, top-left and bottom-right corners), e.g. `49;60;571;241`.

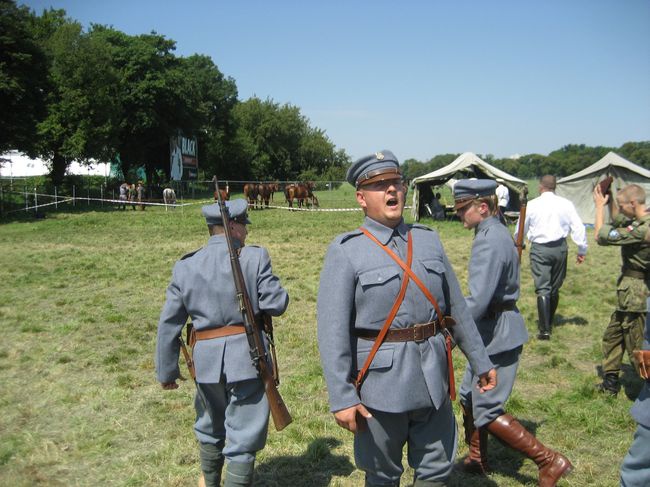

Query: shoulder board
180;248;202;260
340;229;364;244
409;223;434;232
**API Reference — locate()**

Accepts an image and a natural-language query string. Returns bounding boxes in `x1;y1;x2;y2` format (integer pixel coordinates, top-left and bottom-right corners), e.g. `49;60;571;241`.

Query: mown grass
0;187;641;486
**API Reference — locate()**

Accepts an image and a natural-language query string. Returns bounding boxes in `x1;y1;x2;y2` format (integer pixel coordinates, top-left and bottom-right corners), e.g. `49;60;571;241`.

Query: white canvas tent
556;152;650;225
410;152;527;221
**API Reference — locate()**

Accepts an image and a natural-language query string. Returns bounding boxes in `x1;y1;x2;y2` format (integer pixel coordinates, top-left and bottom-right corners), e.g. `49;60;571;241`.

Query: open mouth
386;198;398;207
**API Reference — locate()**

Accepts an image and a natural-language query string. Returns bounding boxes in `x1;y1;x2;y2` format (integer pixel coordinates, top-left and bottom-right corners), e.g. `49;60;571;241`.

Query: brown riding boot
460;403;489;475
486;414;573;487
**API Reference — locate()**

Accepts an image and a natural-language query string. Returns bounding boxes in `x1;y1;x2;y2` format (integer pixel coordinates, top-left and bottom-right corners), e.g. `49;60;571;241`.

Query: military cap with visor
347;150;402;188
453;179;498;210
202;198;252;225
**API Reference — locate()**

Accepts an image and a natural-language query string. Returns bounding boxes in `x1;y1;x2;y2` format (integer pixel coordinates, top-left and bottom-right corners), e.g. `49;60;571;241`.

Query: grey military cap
346;150;402;188
202;198;251;225
453;179;497;210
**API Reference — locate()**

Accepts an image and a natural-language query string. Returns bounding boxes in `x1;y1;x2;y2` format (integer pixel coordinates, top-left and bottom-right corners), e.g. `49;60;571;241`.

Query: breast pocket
358;266;401;290
420;258;446;293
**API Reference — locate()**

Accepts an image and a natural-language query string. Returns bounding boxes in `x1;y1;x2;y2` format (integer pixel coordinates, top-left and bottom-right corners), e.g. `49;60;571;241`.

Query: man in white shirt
514;175;587;340
495;179;509;212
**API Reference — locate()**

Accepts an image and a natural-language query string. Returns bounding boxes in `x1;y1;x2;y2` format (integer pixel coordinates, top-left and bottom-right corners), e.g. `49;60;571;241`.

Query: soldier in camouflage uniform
593;183;650;396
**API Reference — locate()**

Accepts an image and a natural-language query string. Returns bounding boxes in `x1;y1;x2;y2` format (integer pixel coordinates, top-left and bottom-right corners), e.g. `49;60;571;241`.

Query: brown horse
257;183;273;208
213;183;229;202
243;183;259;209
285;182;316;209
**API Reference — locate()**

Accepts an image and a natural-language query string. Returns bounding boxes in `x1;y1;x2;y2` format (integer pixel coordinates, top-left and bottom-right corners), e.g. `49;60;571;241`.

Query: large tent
410;152;527;221
556;152;650;225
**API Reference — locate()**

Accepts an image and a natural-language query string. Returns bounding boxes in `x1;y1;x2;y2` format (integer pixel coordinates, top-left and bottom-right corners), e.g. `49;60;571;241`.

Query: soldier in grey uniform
620;296;650;487
317;151;497;487
454;179;573;486
156;199;289;487
514;175;587;340
593;184;650;395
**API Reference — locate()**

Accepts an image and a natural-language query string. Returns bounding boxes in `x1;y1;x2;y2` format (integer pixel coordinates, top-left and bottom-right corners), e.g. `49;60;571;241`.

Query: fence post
101;184;104;207
25;185;28;213
55;186;58;209
73;185;76;206
34;186;38;214
0;183;4;218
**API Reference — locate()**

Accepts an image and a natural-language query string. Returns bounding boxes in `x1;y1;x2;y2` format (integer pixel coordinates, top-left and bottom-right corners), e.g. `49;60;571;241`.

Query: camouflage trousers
601;311;646;375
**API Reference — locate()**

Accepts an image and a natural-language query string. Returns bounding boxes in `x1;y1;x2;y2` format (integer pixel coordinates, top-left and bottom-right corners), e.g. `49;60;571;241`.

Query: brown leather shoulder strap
359;227;445;320
354;232;413;391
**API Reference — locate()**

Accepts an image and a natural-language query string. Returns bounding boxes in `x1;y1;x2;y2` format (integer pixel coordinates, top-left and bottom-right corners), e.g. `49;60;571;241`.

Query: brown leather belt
356;321;440;343
189;324;246;347
622;268;648;280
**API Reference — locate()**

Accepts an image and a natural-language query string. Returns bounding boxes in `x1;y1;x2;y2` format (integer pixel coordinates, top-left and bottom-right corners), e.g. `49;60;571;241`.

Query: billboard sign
170;134;198;180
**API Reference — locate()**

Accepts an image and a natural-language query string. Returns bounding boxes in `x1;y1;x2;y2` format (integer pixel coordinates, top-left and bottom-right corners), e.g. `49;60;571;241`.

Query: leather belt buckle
413;323;427;343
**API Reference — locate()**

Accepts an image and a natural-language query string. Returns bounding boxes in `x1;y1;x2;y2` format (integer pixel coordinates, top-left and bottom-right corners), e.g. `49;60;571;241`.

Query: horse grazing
213;183;229;202
243;183;259;209
269;182;279;202
163;187;177;207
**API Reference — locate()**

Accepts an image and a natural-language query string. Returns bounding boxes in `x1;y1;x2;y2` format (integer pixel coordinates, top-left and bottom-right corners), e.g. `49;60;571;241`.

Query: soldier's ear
356;190;367;209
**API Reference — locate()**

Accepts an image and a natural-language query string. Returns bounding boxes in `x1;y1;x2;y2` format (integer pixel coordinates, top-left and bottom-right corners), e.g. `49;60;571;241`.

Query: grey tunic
317;217;493;414
156;234;289;384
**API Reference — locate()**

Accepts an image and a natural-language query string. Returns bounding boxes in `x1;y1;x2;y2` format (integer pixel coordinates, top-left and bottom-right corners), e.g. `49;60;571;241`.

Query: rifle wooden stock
213;176;292;431
515;187;528;262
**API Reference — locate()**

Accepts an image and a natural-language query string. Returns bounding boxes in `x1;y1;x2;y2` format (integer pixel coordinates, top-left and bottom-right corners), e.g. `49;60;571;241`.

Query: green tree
0;0;48;154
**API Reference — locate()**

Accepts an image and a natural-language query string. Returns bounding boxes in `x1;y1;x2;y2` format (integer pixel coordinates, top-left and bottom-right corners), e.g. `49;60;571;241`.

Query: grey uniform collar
207;233;243;250
362;216;408;245
476;215;501;235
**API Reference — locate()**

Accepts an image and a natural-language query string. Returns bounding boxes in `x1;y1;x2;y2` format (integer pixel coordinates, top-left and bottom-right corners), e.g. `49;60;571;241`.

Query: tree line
2;0;648;188
0;0;349;186
401;142;650;182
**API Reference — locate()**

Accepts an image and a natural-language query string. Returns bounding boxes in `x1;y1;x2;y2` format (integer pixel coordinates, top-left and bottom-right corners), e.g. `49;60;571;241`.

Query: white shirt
496;184;509;207
515;191;588;255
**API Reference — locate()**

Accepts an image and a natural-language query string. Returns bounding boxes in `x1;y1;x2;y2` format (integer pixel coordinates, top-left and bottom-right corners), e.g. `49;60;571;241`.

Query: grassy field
0;186;642;486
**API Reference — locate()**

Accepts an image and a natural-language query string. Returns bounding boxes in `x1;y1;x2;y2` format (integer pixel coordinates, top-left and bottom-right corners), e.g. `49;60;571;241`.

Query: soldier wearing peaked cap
317;151;497;486
454;179;573;486
156;199;289;487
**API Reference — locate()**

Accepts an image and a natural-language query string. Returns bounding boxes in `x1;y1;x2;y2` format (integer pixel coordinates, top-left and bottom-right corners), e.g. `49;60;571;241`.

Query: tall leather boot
550;294;559;325
460;403;489;474
596;372;620;396
537;295;552;340
486;414;573;487
224;461;255;487
199;442;224;487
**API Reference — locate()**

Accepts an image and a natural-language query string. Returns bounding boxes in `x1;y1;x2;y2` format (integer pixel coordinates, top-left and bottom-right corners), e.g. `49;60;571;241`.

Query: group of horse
216;182;318;210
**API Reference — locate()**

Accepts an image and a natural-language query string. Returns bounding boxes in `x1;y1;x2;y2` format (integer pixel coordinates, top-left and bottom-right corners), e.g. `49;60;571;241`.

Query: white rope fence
1;189;410;215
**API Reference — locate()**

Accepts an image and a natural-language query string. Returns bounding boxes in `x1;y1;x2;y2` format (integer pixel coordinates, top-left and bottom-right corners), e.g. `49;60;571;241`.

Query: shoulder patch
340;230;364;244
180;248;202;260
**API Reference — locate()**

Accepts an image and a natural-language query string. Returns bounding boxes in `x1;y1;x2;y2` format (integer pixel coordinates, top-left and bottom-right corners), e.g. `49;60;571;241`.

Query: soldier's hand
333;404;372;433
477;368;497;393
576;254;586;264
161;381;179;390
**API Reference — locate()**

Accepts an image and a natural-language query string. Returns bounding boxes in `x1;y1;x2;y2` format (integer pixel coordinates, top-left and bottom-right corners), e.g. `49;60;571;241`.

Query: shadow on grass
554;314;588;327
255;437;355;486
451;419;542;486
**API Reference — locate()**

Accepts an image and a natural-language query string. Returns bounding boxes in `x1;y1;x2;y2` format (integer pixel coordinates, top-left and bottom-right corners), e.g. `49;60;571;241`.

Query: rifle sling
355;228;456;400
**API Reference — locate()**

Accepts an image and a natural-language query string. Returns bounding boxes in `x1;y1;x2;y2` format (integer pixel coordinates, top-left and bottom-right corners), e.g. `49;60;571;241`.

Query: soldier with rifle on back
155;188;290;487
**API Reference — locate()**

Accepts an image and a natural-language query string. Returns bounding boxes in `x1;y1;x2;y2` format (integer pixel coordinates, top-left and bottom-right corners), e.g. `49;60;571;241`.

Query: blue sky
20;0;650;162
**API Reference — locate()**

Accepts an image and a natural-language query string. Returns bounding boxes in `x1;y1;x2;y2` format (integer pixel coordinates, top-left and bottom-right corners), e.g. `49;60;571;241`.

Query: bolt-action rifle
212;175;292;431
515;186;528;262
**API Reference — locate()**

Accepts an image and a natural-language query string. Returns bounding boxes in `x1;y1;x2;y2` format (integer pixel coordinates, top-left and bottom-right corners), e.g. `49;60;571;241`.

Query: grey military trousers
354;397;457;485
459;347;522;428
194;378;270;464
620;423;650;487
530;239;568;296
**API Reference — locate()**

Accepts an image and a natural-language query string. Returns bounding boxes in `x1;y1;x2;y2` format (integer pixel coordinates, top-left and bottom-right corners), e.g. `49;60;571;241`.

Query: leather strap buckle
413;323;429;343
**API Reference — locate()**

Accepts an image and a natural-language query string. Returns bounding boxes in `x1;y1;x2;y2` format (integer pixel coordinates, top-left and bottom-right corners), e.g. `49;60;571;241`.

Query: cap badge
375;152;384;160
